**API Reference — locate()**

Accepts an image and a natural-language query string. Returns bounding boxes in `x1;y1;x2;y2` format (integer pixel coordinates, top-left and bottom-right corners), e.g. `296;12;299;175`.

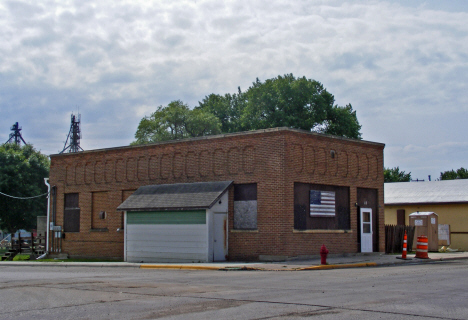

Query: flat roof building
49;127;385;262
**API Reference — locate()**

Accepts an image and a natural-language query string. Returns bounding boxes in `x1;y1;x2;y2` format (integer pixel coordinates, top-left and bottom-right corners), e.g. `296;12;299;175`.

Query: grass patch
13;254;30;261
4;254;122;263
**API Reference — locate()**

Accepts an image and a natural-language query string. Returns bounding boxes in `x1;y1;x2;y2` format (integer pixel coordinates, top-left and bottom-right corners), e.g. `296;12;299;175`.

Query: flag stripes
310;190;336;216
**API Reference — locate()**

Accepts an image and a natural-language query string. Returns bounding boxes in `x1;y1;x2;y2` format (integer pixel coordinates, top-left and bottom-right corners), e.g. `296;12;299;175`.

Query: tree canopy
384;167;411;183
440;167;468;180
0;143;50;233
133;100;222;144
197;74;362;139
133;74;362;145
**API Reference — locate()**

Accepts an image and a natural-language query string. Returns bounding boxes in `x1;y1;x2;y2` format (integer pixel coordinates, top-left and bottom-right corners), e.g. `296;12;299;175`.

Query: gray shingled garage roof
117;181;233;211
385;179;468;205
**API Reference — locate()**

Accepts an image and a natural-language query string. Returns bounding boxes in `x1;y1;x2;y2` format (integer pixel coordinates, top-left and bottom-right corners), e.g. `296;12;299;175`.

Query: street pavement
1;251;467;271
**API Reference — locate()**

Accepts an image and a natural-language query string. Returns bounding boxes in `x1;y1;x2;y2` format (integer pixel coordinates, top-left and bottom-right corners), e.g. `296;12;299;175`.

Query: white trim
124;211;127;262
360;208;373;253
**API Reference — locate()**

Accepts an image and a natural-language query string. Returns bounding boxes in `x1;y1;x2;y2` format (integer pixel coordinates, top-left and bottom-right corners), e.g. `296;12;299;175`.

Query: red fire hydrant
320;244;329;265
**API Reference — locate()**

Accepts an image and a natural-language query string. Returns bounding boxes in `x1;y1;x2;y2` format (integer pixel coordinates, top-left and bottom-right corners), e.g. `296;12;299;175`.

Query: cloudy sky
1;0;467;180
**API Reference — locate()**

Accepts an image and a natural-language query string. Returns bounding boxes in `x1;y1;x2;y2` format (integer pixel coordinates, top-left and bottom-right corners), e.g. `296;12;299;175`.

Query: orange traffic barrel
415;235;429;259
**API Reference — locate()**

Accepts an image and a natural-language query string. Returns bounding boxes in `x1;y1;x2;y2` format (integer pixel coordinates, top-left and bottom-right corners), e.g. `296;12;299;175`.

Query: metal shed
117;181;232;263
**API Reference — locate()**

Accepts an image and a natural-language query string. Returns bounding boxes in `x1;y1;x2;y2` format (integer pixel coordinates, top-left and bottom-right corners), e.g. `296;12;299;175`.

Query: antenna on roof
5;122;27;146
60;113;84;154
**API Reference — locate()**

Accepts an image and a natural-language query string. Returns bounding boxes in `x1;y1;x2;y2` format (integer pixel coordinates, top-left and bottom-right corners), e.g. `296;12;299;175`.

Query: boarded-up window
310;190;336;217
397;209;405;226
64;193;80;232
294;183;349;230
234;183;257;230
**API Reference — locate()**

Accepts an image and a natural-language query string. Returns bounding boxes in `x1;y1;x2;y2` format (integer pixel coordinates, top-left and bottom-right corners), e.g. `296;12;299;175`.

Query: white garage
117;181;232;263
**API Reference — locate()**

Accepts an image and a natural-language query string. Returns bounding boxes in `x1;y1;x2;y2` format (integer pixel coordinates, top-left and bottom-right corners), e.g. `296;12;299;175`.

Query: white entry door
213;213;228;261
360;208;373;252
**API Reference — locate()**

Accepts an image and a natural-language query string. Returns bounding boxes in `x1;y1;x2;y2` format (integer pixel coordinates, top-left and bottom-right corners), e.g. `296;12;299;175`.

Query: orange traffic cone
402;231;407;259
396;230;412;260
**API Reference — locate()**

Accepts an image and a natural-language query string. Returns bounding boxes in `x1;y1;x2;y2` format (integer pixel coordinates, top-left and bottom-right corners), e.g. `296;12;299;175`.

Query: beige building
385;179;468;251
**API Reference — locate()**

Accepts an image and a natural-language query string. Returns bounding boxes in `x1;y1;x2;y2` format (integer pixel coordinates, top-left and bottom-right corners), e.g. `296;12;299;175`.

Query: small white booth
118;181;232;263
409;211;439;251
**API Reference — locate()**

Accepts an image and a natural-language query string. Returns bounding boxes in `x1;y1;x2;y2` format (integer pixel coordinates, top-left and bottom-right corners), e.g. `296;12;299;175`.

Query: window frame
64;193;80;233
233;183;258;230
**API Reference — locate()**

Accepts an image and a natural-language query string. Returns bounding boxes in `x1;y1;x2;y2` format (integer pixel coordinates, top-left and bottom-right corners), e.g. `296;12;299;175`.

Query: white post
44;178;50;253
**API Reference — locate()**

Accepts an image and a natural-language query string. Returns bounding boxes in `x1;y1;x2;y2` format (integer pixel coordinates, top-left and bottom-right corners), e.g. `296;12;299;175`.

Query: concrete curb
1;254;466;271
139;262;380;271
0;262;141;268
430;256;468;262
140;265;223;271
140;265;264;271
296;262;378;271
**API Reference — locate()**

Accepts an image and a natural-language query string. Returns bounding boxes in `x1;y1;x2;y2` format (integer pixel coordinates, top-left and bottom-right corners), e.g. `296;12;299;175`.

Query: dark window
294;183;350;230
64;193;80;232
397;209;405;226
234;183;257;230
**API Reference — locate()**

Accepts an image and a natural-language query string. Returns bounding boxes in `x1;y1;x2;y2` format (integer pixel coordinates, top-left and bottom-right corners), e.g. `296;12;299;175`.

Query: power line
0;191;49;200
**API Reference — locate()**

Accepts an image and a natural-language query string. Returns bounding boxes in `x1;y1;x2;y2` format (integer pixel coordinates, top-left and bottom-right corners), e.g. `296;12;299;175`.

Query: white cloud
0;0;467;179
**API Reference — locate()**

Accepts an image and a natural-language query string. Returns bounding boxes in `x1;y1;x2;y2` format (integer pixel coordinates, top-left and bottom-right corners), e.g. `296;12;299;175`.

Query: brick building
48;127;385;261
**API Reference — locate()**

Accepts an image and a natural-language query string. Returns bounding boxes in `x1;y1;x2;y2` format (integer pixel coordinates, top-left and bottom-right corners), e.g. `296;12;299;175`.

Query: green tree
196;92;244;133
0;143;50;233
384;167;411;183
198;74;362;139
137;74;362;143
323;104;361;139
133;100;222;144
440;167;468;180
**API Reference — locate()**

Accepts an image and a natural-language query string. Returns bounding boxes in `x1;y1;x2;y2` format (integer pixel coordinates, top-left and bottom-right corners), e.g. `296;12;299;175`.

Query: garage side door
126;210;207;263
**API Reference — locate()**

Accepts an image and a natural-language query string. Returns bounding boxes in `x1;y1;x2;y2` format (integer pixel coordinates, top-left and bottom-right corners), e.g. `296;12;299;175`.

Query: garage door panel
125;212;208;262
126;240;207;251
127;245;206;255
127;210;206;224
127;252;206;263
126;225;206;241
126;233;206;242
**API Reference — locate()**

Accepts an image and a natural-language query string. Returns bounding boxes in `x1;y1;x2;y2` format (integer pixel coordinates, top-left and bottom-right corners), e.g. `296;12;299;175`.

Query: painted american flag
309;190;336;216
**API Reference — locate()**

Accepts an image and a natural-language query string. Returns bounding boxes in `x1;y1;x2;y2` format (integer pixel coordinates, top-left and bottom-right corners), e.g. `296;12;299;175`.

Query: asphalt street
0;260;467;319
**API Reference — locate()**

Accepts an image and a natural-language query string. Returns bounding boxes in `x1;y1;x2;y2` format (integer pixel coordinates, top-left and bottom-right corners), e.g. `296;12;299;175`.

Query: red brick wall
49;128;384;260
283;132;385;256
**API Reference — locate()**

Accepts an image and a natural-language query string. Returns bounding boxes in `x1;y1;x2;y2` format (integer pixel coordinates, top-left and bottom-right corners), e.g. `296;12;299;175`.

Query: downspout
44;178;50;253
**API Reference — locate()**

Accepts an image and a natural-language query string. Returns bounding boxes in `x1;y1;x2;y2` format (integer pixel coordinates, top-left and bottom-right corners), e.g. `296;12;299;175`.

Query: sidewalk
1;251;467;271
246;251;468;271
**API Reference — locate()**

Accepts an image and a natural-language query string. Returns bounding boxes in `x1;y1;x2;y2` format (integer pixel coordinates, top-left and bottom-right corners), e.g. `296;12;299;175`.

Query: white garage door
125;210;208;263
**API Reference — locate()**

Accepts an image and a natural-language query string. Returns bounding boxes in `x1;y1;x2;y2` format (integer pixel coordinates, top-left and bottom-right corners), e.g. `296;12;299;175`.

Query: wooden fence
385;225;415;254
11;233;46;257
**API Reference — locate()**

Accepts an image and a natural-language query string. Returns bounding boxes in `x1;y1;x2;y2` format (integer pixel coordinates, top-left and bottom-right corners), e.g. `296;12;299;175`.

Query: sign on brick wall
310;190;335;217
